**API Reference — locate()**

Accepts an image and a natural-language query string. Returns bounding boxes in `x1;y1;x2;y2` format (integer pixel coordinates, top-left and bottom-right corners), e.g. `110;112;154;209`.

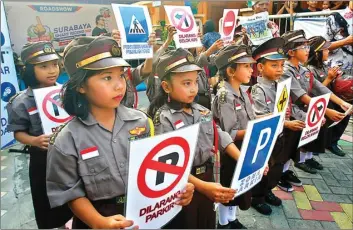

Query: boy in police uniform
250;37;306;214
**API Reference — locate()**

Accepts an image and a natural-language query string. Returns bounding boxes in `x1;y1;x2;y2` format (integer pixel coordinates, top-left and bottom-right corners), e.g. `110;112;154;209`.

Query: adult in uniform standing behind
46;36;195;229
6;42;72;228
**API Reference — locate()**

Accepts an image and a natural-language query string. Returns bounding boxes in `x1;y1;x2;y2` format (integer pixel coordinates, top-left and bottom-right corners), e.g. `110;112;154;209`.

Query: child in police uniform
279;30;351;179
46;36;194;229
250;37;306;214
6;42;72;228
148;48;255;229
212;44;262;229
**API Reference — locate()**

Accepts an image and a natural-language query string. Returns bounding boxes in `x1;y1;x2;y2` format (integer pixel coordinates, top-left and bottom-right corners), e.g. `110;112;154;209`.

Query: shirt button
90;168;95;173
120;163;125;168
112;139;117;143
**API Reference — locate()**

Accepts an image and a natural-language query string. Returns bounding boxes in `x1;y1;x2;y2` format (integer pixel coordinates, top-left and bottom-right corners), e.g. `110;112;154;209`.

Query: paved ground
1;92;352;229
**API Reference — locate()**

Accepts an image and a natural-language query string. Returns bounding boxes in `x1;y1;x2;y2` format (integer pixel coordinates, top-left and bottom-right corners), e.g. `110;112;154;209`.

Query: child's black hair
307;47;324;69
62;69;104;120
213;62;238;94
284;41;306;59
147;73;172;119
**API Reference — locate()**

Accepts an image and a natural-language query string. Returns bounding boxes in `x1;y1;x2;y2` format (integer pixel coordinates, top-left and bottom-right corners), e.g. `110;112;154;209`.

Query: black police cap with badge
308;36;331;53
63;36;130;78
215;44;256;70
21;42;59;64
252;37;286;62
281;30;309;53
155;48;203;81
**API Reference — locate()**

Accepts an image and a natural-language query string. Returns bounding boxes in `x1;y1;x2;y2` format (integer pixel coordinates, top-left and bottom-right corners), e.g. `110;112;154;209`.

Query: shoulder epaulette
219;88;227;104
153;108;163;125
49;122;69;145
8;93;20;104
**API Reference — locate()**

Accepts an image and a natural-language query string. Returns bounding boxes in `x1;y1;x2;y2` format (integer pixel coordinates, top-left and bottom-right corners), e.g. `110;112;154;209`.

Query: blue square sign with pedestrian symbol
119;6;149;43
230;114;280;197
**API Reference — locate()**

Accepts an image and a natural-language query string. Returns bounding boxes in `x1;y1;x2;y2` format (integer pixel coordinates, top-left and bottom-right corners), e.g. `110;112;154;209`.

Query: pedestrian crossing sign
129;15;146;34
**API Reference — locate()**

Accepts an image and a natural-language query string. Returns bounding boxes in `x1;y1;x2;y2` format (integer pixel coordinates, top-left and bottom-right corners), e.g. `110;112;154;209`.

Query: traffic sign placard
277;86;288;113
220;9;239;45
273;78;291;135
298;93;331;148
125;123;199;229
164;5;201;49
33;86;72;134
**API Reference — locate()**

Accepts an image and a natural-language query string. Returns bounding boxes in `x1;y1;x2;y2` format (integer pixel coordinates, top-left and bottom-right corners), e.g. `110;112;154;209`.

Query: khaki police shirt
154;103;233;166
46;105;151;208
212;81;256;141
251;76;277;115
6;88;43;136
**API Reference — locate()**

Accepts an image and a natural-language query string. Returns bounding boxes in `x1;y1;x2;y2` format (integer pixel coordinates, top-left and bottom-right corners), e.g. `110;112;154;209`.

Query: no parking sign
220;9;239;45
164;5;201;49
125;124;199;229
231;114;281;197
33;85;72;134
112;4;153;60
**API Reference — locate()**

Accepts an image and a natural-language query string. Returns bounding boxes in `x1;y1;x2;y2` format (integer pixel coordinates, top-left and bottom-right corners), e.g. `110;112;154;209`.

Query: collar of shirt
78;105;141;126
257;76;277;90
168;102;205;115
25;87;34;97
224;81;246;100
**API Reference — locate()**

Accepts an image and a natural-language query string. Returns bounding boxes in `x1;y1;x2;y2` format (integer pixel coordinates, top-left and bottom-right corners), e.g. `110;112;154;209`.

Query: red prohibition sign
170;8;194;33
307;98;327;127
42;89;71;123
137;137;190;198
223;10;236;36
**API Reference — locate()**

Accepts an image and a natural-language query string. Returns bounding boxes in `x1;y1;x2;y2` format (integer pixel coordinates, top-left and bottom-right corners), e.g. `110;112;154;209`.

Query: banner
274;78;292;134
294;18;327;38
33;85;72;134
164;5;202;49
231;114;281;197
1;1;20;149
298;93;331;148
112;4;153;60
220;9;239;46
125;124;199;229
239;11;272;46
4;2;117;54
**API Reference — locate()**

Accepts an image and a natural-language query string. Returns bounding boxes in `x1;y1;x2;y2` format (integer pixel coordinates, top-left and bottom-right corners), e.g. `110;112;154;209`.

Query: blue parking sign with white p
230;114;281;197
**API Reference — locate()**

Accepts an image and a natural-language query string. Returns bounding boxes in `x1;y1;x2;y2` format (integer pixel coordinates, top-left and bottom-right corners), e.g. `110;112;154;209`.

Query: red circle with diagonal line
170;8;194;33
42;89;72;123
137;137;190;198
307;98;327;127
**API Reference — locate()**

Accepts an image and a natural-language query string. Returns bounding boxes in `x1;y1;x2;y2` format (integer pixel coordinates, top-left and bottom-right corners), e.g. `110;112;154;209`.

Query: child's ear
288;50;295;57
226;66;235;78
161;81;171;94
78;85;86;94
257;63;264;73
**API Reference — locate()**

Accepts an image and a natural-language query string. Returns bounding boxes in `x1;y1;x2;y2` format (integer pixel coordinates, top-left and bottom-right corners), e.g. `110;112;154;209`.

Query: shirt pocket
78;156;114;199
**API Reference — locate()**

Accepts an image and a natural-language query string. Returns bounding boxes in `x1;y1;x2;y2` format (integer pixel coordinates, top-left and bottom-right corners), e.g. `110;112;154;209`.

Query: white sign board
274;78;292;134
239;11;273;45
329;104;353;128
298;93;331;148
220;9;239;46
33;86;72;134
125;124;199;229
1;0;20;149
164;5;202;49
231;114;281;197
112;4;153;60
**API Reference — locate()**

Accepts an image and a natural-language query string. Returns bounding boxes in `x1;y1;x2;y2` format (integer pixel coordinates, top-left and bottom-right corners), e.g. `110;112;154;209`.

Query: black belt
191;158;213;176
97;195;126;205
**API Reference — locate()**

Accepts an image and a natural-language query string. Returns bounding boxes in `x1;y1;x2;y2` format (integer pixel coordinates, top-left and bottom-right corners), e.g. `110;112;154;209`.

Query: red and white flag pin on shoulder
174;120;185;129
28;107;38;115
80;146;99;160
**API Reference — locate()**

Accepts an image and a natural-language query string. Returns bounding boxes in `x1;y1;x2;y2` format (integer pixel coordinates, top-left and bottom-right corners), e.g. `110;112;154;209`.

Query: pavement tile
320;172;341;186
320;221;340;229
1;192;7;198
253;217;272;229
282;200;301;219
303;185;323;201
321;194;352;203
340;204;353;222
329;168;349;181
330;186;353;195
299;209;334;222
1;210;7;217
293;191;312;210
1;166;7;170
287;219;323;229
331;212;353;230
273;190;294;200
337;180;353;188
300;178;314;185
293;186;305;192
296;170;323;179
310;201;344;212
1;178;6;183
269;206;290;229
312;179;332;194
335;163;353;175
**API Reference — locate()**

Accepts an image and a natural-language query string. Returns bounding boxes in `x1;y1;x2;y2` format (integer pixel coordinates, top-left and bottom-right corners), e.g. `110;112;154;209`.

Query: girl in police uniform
212;44;264;229
45;36;194;229
148;48;255;229
6;42;72;228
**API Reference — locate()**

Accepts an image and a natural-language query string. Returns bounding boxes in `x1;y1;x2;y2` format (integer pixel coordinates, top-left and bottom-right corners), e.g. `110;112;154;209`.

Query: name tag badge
80;146;99;160
235;104;242;111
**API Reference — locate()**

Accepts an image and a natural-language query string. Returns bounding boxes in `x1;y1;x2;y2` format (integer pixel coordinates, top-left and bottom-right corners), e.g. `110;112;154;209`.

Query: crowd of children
6;1;353;229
